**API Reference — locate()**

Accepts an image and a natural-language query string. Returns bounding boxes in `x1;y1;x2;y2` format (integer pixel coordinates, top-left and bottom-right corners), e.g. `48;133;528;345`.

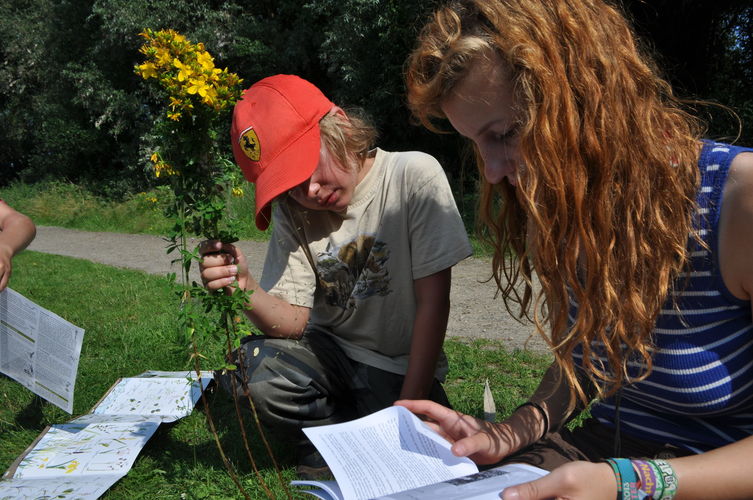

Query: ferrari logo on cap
239;127;261;162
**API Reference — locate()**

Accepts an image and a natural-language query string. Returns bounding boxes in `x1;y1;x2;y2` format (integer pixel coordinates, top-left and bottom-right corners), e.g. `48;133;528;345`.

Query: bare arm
396;282;588;464
199;241;310;338
0;201;36;291
399;268;452;400
652;149;753;499
500;435;753;500
395;361;578;464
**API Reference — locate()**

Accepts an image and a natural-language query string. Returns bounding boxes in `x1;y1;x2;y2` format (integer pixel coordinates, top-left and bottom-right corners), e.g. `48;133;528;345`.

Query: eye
290;180;308;196
493;123;520;142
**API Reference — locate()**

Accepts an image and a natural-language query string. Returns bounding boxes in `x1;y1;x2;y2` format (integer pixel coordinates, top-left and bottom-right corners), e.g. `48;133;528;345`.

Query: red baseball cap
231;74;334;230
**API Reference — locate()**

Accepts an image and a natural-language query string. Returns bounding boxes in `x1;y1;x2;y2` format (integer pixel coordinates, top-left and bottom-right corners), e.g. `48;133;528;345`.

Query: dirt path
27;226;546;352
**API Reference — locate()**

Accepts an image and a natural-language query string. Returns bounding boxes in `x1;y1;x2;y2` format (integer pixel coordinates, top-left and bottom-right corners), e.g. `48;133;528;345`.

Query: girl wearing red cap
200;74;472;478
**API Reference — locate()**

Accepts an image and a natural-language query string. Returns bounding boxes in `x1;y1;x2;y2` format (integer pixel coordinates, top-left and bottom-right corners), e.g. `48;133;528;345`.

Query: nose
306;177;321;198
482;157;508;185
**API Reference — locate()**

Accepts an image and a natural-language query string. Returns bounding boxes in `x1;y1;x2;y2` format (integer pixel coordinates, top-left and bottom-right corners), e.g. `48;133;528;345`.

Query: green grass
0;181;270;240
1;251;551;498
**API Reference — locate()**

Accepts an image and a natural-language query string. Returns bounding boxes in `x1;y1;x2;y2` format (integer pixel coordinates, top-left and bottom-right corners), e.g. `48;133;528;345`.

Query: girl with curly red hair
399;1;753;498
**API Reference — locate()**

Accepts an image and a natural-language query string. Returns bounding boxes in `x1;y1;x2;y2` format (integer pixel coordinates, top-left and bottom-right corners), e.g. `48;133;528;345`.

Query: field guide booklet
292;405;547;500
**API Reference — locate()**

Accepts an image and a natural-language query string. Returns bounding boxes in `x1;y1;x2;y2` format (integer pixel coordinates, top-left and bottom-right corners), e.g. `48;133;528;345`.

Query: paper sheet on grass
1;370;212;499
85;372;211;423
0;287;84;413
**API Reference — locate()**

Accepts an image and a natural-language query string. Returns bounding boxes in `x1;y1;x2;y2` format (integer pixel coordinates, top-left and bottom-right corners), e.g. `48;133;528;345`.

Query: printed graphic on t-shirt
316;234;392;309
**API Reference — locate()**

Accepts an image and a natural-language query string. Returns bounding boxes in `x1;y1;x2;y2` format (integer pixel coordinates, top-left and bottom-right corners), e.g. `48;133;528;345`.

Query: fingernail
501;488;518;499
229;265;237;273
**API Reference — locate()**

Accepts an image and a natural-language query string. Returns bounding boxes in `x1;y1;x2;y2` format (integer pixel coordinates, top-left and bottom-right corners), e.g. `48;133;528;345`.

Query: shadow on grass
129;383;297;498
13;395;48;430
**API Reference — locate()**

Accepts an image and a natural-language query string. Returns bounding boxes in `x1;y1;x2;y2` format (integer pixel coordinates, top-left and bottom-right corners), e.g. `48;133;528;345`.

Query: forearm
0;211;36;257
400;303;448;400
531;361;587;430
400;269;452;400
240;278;310;338
668;435;753;499
503;361;580;452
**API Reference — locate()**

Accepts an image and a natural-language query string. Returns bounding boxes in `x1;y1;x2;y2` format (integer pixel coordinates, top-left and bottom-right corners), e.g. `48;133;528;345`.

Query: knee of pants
219;343;337;429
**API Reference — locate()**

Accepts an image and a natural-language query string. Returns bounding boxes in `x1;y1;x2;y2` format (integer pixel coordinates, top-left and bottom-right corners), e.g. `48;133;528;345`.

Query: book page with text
302;405;478;500
375;463;548;499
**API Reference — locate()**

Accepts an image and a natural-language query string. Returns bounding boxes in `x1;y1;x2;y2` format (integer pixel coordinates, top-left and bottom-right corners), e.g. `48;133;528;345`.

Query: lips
320;191;339;206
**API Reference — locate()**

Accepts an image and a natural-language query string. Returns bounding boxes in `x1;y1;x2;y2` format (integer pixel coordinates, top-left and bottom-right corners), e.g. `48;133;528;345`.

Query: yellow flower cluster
150;152;178;177
136;28;242;121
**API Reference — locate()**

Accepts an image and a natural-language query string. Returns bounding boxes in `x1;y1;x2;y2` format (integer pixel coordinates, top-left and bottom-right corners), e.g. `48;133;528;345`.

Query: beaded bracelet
514;401;549;440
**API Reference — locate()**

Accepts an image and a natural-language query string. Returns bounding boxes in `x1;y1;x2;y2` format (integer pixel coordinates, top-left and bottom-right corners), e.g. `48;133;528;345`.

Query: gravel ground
28;226;547;352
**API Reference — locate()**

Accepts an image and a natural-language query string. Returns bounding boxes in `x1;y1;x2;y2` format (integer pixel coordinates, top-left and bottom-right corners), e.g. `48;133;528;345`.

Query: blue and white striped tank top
576;141;753;453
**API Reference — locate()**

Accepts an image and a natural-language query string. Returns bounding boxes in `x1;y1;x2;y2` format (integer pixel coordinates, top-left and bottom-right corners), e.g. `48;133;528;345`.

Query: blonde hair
407;0;704;406
319;108;378;171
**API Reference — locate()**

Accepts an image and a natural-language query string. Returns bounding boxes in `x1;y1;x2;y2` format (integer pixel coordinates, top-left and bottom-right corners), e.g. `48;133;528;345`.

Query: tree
2;0;752;197
624;0;753;144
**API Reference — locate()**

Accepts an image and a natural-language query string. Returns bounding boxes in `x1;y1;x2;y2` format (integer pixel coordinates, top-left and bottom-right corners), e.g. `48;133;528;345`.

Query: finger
201;264;238;283
200;261;238;289
199;252;235;270
202;270;238;291
204;275;238;291
395;399;456;422
394;404;456;443
416;419;445;436
396;400;485;455
452;432;496;460
502;461;612;500
198;240;223;257
501;473;559;500
396;400;482;437
217;243;248;268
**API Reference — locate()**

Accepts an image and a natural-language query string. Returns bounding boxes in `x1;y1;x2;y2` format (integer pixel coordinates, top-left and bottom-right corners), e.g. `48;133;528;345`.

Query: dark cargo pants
214;330;451;437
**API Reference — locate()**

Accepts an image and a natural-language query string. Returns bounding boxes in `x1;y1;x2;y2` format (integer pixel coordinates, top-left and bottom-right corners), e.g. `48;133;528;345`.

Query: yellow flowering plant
137;28;241;121
136;30;285;499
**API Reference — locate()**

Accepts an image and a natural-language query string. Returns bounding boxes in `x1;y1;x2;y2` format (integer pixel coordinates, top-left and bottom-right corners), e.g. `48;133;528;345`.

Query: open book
292;405;547;500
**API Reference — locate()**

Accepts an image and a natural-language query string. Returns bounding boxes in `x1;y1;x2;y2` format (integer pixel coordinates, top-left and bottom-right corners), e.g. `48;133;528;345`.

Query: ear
328;105;349;122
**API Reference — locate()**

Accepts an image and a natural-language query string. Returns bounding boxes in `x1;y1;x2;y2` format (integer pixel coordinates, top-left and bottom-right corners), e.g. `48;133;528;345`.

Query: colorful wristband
605;459;625;500
606;458;649;500
632;459;661;498
652;459;678;500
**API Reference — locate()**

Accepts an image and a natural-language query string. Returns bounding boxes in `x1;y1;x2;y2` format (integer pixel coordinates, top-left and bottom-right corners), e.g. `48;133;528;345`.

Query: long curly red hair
406;0;704;405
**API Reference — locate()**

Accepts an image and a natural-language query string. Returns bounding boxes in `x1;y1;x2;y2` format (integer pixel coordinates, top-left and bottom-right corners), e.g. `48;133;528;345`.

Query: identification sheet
0;287;85;413
1;371;212;499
